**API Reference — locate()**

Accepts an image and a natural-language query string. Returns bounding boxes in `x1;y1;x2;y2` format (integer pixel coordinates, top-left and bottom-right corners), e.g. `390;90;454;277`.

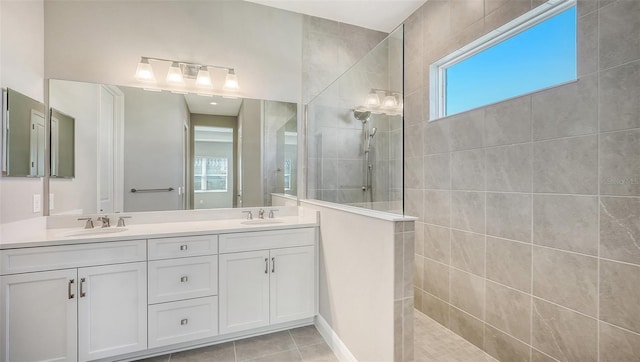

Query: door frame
97;85;124;213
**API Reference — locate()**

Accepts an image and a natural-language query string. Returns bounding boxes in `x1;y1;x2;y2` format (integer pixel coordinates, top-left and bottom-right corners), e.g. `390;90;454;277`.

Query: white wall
300;201;396;361
44;1;303;103
122;87;188;212
0;0;45;224
48;80;100;215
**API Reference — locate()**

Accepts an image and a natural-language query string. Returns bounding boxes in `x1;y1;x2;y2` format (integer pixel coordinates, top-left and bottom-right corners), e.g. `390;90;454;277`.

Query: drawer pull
179;245;188;251
271;257;275;273
180;276;189;283
80;278;86;298
265;258;268;274
68;279;75;299
180;318;188;326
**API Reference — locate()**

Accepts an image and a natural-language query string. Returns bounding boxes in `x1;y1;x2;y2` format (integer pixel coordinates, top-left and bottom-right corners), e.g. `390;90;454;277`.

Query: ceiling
184;94;243;117
245;0;427;33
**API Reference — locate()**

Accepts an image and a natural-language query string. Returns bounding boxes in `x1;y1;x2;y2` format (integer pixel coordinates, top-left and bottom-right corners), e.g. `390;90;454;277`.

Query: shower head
369;127;377;137
353;109;372;123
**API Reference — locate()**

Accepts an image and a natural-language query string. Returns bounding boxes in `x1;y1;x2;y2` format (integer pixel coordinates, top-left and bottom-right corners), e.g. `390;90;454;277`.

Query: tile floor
414;310;496;362
136;325;338;362
138;312;494;362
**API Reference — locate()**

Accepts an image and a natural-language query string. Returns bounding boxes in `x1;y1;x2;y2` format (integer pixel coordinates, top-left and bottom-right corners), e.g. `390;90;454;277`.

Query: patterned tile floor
136;326;338;362
414;310;496;362
138;312;494;362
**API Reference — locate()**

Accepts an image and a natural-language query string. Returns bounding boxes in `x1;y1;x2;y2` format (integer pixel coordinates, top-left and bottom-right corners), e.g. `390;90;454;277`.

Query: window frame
429;0;577;120
194;156;229;193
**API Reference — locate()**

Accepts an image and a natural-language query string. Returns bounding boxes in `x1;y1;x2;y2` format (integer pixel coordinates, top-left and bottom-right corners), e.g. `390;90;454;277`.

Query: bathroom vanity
0;208;318;362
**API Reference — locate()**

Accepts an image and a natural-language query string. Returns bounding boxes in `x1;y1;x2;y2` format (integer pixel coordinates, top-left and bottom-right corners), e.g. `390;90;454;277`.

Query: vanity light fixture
381;92;398;109
134;57;240;92
135;57;156;82
365;89;381;107
166;62;185;84
223;69;239;91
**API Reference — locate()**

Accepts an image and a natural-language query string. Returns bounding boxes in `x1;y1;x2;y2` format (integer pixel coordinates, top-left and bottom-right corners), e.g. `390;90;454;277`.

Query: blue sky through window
445;6;577;116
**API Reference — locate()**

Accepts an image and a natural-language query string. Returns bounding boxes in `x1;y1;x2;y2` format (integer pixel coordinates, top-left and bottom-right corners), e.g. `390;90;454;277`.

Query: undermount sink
241;219;284;225
62;227;128;237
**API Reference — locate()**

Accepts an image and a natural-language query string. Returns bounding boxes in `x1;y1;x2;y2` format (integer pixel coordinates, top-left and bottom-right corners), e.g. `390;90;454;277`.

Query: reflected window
284;159;292;191
195;157;228;192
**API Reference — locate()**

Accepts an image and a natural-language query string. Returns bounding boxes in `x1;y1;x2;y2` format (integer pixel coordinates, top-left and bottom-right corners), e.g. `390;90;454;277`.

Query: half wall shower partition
306;25;404;214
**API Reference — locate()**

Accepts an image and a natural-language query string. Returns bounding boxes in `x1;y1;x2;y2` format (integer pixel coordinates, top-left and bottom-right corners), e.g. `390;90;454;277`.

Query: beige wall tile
483;95;532;147
599;61;640;132
422;291;450;327
484;324;531;362
486;143;532;193
424;190;451;227
600;129;640;196
423;258;450;301
448;109;485;151
599;322;640;362
485;281;531;343
600;260;640;334
451;230;485;276
600;197;640;265
599;0;640;69
486;237;532;292
452;149;486;191
451;191;485;234
424;223;451;264
450;306;485;349
424;153;451;189
486;192;531;242
450;268;485;319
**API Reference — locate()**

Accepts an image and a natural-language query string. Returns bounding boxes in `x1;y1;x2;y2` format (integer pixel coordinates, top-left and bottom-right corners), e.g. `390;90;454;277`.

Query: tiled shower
403;0;640;361
306;27;405;213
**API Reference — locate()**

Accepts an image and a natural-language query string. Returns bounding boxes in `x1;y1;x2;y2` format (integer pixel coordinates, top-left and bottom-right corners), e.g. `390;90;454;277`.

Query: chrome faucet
98;216;111;228
258;209;265;219
268;209;279;218
242;210;253;220
77;217;94;229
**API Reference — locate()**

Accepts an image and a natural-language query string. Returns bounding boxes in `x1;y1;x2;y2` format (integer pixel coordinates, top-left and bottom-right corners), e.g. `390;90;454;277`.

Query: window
194;157;228;192
430;0;576;118
284;159;292;191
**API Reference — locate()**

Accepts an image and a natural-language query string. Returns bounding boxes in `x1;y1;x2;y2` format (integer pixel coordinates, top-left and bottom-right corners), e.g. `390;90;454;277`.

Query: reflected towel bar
130;187;174;193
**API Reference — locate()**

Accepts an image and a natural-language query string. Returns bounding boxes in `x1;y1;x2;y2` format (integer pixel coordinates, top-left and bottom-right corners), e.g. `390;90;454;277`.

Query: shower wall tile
424;190;451;227
404;58;423;99
415;222;425;256
484;0;531;33
485;143;532;192
451;149;485;191
405;156;424;189
450;230;485;276
450;268;485;319
532;135;598;195
486;237;531;293
404;89;424;125
423;120;450;155
423;154;450;189
423;223;451;264
337;129;362;159
532;298;598;362
532;75;598;141
577;0;599;17
448;109;485;151
449;306;484;349
486;192;531;243
449;0;485;32
532;194;599;255
337;159;362;188
598;0;640;70
321;159;338;190
599;259;640;334
405;189;424;221
422;291;450;327
600;196;640;265
415;255;424;290
423;258;450;301
599;321;640;362
483;324;531;362
422;0;451;55
483;95;532;147
485;281;531;343
531;349;558;362
533;247;598;317
405;123;424;158
578;11;599;76
451;191;485;234
599;60;640;132
600;129;640;196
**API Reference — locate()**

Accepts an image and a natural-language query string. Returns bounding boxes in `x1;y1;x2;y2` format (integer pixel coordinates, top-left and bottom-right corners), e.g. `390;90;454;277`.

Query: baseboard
314;315;357;362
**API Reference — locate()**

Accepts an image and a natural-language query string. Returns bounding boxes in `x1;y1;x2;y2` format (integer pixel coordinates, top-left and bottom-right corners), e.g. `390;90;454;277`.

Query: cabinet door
1;269;77;362
78;262;147;361
270;246;316;324
219;250;270;334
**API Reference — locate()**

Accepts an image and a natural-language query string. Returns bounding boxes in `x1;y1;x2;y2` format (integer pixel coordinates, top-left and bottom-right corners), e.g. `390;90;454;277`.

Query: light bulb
223;69;239;91
365;90;380;107
166;62;184;84
135;58;155;82
195;66;213;88
382;92;397;109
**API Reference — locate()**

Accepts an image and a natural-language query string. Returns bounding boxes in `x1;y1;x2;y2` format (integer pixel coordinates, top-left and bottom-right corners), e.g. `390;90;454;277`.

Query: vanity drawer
148;235;218;260
148;296;219;348
148;255;218;304
0;240;146;275
219;228;315;254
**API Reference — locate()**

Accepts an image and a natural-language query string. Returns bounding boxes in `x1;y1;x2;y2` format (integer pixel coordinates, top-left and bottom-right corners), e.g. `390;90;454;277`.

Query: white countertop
0;214;318;250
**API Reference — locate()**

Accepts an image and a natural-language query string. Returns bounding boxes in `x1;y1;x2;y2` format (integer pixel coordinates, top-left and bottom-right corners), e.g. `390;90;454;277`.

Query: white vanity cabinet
0;240;147;362
218;228;316;334
147;235;219;349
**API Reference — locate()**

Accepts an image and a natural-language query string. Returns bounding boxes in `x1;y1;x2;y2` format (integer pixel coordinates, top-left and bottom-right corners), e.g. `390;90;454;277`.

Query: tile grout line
289;330;305;361
596;4;601;360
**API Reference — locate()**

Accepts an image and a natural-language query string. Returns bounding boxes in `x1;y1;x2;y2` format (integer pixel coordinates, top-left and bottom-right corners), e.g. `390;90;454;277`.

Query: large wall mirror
48;79;298;215
2;88;46;177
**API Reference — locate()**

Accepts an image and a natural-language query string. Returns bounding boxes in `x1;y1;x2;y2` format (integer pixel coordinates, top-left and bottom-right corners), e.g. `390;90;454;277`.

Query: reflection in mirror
2;88;46;177
50;108;75;178
48;79;297;215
